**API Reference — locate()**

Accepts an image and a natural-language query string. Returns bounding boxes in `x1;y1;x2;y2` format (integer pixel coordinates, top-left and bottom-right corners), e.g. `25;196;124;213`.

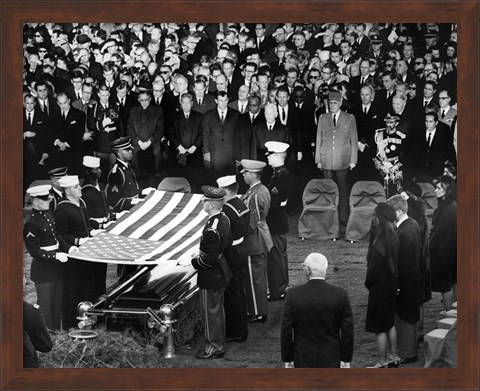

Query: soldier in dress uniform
54;175;93;329
47;166;68;212
23;184;72;330
178;186;232;359
265;141;293;300
106;137;141;212
216;175;250;342
23;300;53;367
240;159;273;322
374;113;406;164
81;156;112;299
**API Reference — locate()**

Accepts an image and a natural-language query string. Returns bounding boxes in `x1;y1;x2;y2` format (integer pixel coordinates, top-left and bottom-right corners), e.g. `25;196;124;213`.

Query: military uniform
106;159;140;212
374;127;406;163
54;198;93;329
241;178;273;319
24;209;72;330
87;101;123;155
23;301;53;367
266;164;292;299
222;196;250;341
191;202;231;357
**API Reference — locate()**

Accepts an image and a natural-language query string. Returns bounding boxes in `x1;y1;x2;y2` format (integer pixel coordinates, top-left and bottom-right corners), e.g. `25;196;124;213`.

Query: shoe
195;350;225;359
387;357;401;368
248;314;267;323
366;361;389;368
399;355;418;364
225;336;246;342
268;292;285;301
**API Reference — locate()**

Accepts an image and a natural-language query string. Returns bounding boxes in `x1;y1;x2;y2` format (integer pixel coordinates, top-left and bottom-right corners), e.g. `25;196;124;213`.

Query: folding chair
298;179;340;240
345;181;386;242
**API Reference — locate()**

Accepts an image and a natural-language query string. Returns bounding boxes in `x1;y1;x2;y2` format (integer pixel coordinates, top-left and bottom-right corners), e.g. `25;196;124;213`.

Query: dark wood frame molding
1;1;478;390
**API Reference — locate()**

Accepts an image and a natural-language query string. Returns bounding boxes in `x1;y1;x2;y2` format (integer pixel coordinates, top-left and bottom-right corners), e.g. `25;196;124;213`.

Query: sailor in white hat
54;174;94;329
47;166;69;211
216;174;250;341
24;183;73;331
265;141;293;300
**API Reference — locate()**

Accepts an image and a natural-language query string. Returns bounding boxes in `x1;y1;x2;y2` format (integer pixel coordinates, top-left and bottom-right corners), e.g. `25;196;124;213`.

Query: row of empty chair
298;179;438;241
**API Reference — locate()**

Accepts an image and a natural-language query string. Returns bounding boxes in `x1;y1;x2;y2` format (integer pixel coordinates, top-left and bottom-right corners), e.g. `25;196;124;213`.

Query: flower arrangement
373;155;403;197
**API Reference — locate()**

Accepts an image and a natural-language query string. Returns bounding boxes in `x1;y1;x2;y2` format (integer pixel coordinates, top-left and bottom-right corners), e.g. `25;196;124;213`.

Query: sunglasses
38;49;48;53
414;62;424;65
409;86;417;90
160;71;170;74
34;34;42;38
216;39;224;42
309;75;319;79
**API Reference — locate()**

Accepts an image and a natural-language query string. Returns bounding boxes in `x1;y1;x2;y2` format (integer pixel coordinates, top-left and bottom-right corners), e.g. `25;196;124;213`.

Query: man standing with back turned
281;253;354;368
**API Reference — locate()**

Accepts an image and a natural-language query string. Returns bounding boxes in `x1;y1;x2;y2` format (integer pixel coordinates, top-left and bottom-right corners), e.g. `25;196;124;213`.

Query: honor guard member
240;159;273;323
23;300;53;367
217;175;250;342
265;141;293;300
374;113;406;163
106;137;141;212
178;186;232;359
47;166;68;211
54;175;93;329
23;184;72;331
81;155;111;298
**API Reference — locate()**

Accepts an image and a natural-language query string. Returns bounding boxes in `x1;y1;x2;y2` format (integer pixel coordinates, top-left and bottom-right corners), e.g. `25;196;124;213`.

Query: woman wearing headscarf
365;202;400;368
429;175;457;311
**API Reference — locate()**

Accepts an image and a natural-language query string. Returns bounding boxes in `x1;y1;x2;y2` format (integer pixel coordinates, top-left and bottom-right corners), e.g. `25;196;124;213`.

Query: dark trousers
324;168;349;224
199;287;225;354
267;234;289;299
224;265;248;340
245;253;268;316
35;279;64;331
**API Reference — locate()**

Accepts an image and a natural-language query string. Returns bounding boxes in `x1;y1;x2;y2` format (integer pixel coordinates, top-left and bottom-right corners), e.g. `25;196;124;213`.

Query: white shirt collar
395;214;409;228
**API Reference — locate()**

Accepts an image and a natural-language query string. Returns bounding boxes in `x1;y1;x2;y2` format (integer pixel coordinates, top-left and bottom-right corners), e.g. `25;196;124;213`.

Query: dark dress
429;196;457;293
365;228;399;334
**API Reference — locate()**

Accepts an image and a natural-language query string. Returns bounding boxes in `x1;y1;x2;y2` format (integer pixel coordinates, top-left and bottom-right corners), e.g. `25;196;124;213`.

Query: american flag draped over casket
75;190;208;264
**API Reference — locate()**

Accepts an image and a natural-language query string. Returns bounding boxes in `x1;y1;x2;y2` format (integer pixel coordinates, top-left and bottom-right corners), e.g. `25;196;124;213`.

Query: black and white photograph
22;21;458;370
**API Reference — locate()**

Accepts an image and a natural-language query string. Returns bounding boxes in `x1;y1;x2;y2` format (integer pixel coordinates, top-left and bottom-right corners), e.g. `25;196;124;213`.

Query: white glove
103;220;115;229
102;116;114;128
131;197;144;205
55;252;69;263
297;151;303;161
340;361;351;368
177;258;192;267
284;362;294;368
187;145;197;154
177;145;187;154
115;211;128;220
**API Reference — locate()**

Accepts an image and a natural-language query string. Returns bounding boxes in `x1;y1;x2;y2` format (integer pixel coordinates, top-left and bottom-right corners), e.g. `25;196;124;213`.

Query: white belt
232;237;244;246
280;200;288;207
40;243;59;251
91;216;108;223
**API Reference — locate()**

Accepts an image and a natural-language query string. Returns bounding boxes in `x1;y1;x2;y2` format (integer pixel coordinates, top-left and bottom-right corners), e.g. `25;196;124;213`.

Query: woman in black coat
365;202;400;368
429;175;457;311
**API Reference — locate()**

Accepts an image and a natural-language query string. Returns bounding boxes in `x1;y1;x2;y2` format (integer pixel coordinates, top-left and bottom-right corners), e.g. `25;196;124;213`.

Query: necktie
427;132;432;147
62;111;66;119
268;125;272;131
361;77;365;84
77;92;81;100
220;111;225;123
441;110;446;119
156;99;160;106
28;112;32;125
251;114;255;123
185;114;189;119
333;114;337;126
241;104;245;113
281;108;286;121
198;99;202;106
363;106;367;114
121;99;125;108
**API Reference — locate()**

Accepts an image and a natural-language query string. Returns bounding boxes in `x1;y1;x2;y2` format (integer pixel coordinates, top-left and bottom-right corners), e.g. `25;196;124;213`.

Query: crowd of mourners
22;22;457;368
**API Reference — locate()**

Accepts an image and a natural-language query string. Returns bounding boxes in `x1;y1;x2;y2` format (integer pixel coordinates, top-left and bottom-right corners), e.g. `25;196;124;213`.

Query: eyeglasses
160;71;169;74
216;38;224;42
409;86;417;90
34;34;42;38
414;62;424;65
38;49;48;53
439;97;450;100
321;71;331;75
309;75;319;79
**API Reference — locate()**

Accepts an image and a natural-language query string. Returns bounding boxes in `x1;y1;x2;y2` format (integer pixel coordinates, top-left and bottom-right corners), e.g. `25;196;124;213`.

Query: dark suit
51;107;86;174
110;93;138;135
281;279;354;367
409;122;455;181
234;110;265;161
202;107;240;177
23;301;53;367
192;94;217;115
169;110;204;191
127;104;164;176
395;217;422;359
251;120;292;162
23;109;50;190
